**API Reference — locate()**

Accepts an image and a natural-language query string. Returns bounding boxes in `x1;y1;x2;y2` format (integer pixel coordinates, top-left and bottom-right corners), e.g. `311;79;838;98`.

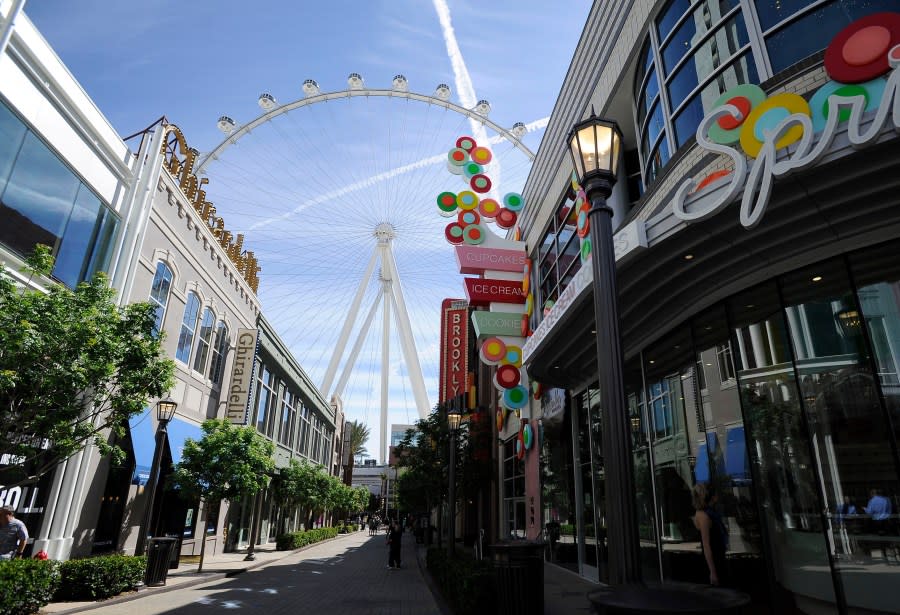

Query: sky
25;0;589;462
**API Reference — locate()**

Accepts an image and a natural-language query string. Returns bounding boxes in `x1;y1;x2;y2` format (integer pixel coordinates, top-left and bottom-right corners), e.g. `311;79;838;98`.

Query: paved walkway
42;529;440;615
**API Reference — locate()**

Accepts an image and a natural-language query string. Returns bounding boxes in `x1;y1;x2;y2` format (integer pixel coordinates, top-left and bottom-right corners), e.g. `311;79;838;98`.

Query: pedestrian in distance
0;506;29;560
692;483;728;587
387;520;402;569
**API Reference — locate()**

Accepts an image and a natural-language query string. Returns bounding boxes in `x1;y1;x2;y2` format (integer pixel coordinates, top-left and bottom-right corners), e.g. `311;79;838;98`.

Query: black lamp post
447;400;462;556
567;112;641;586
135;396;178;556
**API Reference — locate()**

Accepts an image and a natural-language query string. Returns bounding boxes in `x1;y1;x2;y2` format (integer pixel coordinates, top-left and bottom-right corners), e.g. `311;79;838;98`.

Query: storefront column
570;397;586;576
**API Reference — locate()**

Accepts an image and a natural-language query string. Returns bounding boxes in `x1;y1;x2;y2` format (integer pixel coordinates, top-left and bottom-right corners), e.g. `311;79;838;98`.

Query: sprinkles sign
673;13;900;229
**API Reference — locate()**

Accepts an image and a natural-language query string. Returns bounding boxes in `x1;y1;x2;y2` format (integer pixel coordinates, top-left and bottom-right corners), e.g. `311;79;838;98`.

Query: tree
343;420;370;484
0;246;175;487
170;419;275;572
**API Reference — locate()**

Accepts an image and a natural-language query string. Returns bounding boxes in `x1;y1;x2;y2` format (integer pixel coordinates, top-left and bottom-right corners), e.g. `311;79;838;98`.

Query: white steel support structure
323;223;430;464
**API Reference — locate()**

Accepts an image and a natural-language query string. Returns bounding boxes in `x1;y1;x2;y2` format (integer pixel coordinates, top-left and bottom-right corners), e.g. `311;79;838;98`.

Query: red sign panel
464;277;526;306
439;299;469;404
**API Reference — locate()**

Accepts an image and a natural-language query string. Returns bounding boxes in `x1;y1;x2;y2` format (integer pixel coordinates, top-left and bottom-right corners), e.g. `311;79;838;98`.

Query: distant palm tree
344;420;370;484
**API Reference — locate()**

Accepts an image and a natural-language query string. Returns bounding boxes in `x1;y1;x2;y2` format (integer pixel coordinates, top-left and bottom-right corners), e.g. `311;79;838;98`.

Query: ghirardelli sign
439;299;469;404
226;328;259;424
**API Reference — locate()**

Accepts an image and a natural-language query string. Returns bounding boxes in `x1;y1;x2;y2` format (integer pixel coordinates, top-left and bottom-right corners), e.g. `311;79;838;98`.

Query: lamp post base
587;583;750;615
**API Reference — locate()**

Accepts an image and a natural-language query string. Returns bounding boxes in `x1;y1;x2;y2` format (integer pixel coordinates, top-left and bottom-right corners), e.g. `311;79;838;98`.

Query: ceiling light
812;276;823;282
649;360;655;364
684;254;694;260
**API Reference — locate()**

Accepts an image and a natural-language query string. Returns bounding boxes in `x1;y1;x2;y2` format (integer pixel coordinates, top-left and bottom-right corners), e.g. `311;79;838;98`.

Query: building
517;3;900;614
390;424;416;449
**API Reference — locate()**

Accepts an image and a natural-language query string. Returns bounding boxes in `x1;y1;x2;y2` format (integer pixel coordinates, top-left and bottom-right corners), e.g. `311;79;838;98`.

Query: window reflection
149;262;173;335
661;0;742;73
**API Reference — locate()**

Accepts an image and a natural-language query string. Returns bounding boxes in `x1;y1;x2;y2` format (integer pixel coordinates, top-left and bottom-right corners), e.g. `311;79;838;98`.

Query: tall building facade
519;2;900;614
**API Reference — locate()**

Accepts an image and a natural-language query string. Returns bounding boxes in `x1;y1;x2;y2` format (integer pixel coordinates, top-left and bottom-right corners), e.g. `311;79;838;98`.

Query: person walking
692;484;728;587
387;520;402;569
0;506;28;560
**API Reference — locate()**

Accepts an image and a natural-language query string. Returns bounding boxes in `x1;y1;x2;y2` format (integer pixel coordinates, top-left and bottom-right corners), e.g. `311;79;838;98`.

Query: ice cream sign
673;13;900;229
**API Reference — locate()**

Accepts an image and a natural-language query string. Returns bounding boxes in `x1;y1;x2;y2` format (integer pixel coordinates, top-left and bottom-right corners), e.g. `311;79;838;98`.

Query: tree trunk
197;498;211;573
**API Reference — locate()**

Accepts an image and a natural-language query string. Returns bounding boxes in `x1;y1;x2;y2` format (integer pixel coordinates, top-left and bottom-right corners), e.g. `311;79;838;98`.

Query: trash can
145;537;178;587
168;537;182;570
491;541;545;615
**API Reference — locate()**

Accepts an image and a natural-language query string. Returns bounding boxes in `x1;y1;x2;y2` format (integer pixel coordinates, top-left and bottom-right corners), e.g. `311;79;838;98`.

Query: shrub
275;526;339;550
54;555;146;601
426;547;495;614
0;559;61;615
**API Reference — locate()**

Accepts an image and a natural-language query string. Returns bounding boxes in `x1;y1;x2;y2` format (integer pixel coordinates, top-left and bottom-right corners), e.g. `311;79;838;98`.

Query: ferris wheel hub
374;223;396;243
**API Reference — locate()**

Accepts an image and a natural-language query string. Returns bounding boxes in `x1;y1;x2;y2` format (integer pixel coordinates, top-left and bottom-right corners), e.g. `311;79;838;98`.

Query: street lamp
567;112;641;586
447;400;462;556
135;396;178;555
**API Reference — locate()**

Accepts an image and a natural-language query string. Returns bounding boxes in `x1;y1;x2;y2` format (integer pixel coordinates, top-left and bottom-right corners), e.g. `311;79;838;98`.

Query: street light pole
568;113;641;586
447;398;462;556
135;396;178;556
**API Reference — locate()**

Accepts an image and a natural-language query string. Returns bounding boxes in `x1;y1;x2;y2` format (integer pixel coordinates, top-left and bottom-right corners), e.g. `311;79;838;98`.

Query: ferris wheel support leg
321;249;379;396
334;286;384;400
381;278;391;466
384;248;431;419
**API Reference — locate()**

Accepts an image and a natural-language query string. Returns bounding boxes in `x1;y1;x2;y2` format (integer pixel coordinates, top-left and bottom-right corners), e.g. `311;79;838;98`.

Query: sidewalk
41;530;367;614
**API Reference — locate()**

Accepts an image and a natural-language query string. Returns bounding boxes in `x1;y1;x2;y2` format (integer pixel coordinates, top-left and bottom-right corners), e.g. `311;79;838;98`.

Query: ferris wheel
196;73;541;463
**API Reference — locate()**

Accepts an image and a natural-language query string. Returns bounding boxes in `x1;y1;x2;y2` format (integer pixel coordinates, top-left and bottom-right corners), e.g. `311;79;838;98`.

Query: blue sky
26;0;589;461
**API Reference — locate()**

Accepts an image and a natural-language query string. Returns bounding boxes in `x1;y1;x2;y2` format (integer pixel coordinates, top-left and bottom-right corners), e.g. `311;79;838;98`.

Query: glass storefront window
657;0;694;41
503;439;526;539
661;0;742;73
175;291;201;363
192;307;215;374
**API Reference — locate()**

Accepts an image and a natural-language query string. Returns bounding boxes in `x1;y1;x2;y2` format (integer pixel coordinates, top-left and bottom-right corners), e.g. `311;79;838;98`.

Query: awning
129;409;203;485
725;426;750;483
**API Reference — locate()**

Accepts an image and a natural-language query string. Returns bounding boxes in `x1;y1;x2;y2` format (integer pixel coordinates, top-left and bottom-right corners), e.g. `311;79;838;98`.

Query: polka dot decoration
470;173;492;193
504;385;529;410
516;435;524;460
437;191;458;216
447;159;464;175
495;364;521;389
576;202;591;238
462;223;486;245
444;223;465;244
809;78;885;132
503;192;524;212
502;345;522;368
532;381;544;401
456;191;479;211
520;314;530;337
525;292;533;317
447;147;469;166
824;13;900;83
523;423;533;450
522;259;532;293
706;84;766;145
462;162;483;179
496;407;507;431
471;146;492;165
456;136;476;152
458;209;481;226
495;208;518;229
478;198;500;218
580;236;592;262
570;170;581;193
739;93;811;159
480;337;507;365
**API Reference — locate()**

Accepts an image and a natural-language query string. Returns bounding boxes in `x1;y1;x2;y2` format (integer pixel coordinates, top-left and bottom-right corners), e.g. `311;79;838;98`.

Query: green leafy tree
170;419;275;572
0;246;175;487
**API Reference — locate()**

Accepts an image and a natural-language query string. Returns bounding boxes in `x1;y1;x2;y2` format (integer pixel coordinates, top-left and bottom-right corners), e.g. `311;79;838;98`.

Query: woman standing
692;484;728;586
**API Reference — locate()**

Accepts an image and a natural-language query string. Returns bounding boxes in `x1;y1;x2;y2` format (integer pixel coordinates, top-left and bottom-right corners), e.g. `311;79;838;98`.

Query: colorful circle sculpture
447;147;469;166
437;191;458;216
478;198;500;218
520;314;530;337
522;261;531;294
523;423;534;450
496;407;507;431
480;337;507;365
706;84;767;145
447;159;464;175
692;169;731;193
576;202;591;238
462;162;483;179
532;381;544;401
739;93;811;158
444;223;465;244
458;209;481;226
525;292;533;317
456;136;477;152
456;191;479;211
495;364;521;389
471;146;493;165
570;171;581;193
470;173;492;193
502;345;522;368
503;385;529;410
495;207;518;229
580;236;592;262
503;192;524;212
516;436;524;460
463;223;486;245
824;13;900;83
809;78;885;132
